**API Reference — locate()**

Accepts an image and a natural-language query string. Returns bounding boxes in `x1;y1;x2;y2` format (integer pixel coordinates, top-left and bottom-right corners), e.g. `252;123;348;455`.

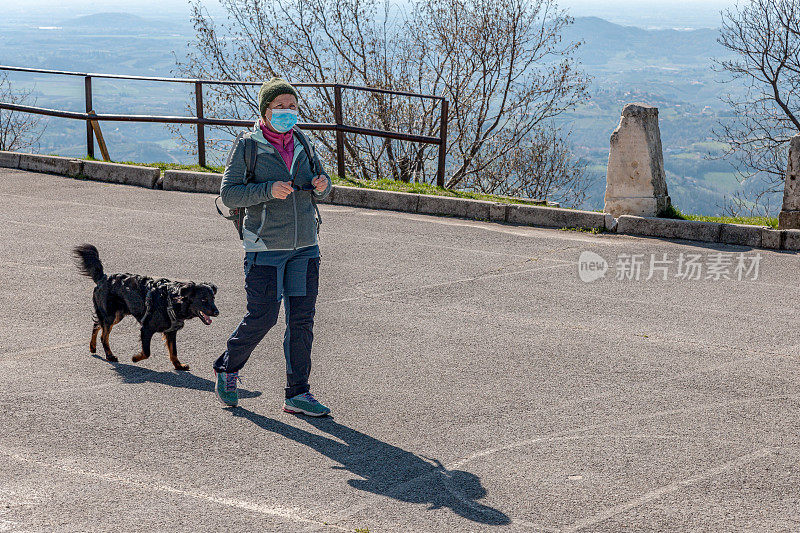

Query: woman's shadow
231;407;510;525
101;357;508;525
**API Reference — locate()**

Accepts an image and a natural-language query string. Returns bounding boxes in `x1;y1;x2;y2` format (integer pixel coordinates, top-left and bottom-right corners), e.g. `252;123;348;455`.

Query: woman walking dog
214;77;332;415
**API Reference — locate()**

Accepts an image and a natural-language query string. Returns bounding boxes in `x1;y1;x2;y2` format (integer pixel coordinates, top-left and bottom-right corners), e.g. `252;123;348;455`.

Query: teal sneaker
214;370;239;407
283;392;331;417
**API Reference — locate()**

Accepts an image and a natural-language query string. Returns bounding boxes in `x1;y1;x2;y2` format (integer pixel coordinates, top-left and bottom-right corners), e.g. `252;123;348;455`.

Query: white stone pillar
604;104;671;218
779;134;800;230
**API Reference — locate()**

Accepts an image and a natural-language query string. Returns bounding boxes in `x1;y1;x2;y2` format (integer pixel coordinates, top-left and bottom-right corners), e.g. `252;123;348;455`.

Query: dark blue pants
214;249;320;399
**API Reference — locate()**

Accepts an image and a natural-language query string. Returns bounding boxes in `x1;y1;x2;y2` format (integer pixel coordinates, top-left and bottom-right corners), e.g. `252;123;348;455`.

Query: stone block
162;170;222;194
18;153;76;175
779;134;800;229
332;186;418;213
784;229;800;251
0;151;20;168
779;210;800;230
361;189;419;212
331;186;372;208
761;228;783;250
604;103;671;217
507;204;606;229
617;216;722;243
464;199;493;220
417;195;473;217
67;160;83;177
81;161;160;188
489;202;508;222
719;223;762;248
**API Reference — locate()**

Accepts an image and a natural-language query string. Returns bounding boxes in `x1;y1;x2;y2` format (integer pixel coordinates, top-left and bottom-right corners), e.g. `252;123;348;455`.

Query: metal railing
0;65;449;186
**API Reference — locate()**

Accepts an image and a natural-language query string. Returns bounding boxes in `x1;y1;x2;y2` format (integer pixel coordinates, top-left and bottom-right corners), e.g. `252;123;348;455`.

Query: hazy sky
0;0;738;29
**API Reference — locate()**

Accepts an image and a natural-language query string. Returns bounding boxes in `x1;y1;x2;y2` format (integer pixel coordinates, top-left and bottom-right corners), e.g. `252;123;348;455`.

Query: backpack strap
214;131;258;217
294;128;323;176
236;134;259;240
293;129;324;232
243;133;258;182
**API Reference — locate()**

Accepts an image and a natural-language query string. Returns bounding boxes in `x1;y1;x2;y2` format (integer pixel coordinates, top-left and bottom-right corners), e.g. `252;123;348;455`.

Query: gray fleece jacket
220;120;332;251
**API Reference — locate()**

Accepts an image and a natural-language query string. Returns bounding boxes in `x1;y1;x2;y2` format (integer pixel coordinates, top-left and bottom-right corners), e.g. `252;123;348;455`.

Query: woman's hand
312;175;329;192
271;180;294;199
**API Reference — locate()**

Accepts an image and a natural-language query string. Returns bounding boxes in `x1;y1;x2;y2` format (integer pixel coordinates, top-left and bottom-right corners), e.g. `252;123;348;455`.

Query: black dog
72;244;219;370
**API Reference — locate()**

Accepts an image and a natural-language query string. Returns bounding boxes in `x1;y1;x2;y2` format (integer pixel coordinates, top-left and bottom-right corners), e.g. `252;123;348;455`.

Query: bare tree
463;123;588;207
173;0;588;203
0;73;46;152
714;0;800;216
410;0;588;189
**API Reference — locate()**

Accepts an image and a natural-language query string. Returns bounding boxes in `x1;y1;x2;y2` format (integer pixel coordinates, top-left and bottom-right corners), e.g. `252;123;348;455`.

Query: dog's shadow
91;354;262;399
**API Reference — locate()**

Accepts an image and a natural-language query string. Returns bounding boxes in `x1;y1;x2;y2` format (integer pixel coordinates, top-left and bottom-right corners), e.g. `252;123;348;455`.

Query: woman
213;77;332;415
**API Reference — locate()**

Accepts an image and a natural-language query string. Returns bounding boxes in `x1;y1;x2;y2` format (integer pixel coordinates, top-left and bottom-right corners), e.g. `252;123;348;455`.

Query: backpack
214;130;323;240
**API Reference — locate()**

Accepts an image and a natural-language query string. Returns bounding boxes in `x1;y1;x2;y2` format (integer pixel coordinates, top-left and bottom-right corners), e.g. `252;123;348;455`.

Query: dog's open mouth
198;311;213;325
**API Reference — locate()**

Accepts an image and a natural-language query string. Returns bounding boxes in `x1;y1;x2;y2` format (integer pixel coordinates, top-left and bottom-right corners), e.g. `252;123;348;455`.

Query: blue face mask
269;109;298;133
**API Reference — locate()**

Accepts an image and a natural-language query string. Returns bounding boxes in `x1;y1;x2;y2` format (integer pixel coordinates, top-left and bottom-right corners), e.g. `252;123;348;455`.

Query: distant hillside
564;17;728;67
59;12;178;32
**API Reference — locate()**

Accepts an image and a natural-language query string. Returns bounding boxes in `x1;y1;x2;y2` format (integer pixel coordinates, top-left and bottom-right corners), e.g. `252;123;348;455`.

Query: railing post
195;81;206;167
84;76;94;158
334;84;345;179
436;99;448;188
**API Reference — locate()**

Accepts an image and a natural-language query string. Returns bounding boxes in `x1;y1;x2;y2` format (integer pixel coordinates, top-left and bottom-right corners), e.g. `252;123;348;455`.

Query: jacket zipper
292;188;298;250
255;132;301;250
289;149;298;250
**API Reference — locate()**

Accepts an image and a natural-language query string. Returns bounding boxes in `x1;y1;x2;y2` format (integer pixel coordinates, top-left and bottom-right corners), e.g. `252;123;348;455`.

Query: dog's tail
72;244;106;284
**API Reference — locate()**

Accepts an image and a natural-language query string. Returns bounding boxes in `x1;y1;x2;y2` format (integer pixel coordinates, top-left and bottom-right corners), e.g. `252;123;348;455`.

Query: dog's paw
173;364;190;371
105;354;118;363
131;352;147;363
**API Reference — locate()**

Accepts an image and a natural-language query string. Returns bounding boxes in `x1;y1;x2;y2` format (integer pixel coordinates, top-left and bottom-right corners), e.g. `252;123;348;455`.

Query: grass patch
560;226;606;234
683;213;778;228
80;156;225;174
657;204;778;228
330;174;546;205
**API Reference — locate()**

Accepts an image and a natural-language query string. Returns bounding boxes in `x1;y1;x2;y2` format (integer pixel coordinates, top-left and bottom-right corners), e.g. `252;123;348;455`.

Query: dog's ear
178;282;196;299
206;282;218;295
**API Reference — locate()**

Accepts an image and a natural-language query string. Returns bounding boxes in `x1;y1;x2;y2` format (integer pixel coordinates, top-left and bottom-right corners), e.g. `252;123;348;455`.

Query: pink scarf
259;118;294;171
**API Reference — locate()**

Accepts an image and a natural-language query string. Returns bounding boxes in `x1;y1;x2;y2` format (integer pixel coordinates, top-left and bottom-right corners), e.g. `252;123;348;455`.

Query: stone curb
719;223;762;248
616;215;798;251
508;204;606;229
761;228;783;250
1;150;796;251
0;151;21;169
785;229;800;251
332;186;418;212
81;160;160;188
0;151;83;177
18;153;79;176
617;216;722;242
419;194;480;218
162;170;222;194
328;186;605;228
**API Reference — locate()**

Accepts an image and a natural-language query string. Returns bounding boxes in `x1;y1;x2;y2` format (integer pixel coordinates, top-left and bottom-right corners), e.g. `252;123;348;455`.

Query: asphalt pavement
1;168;799;532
